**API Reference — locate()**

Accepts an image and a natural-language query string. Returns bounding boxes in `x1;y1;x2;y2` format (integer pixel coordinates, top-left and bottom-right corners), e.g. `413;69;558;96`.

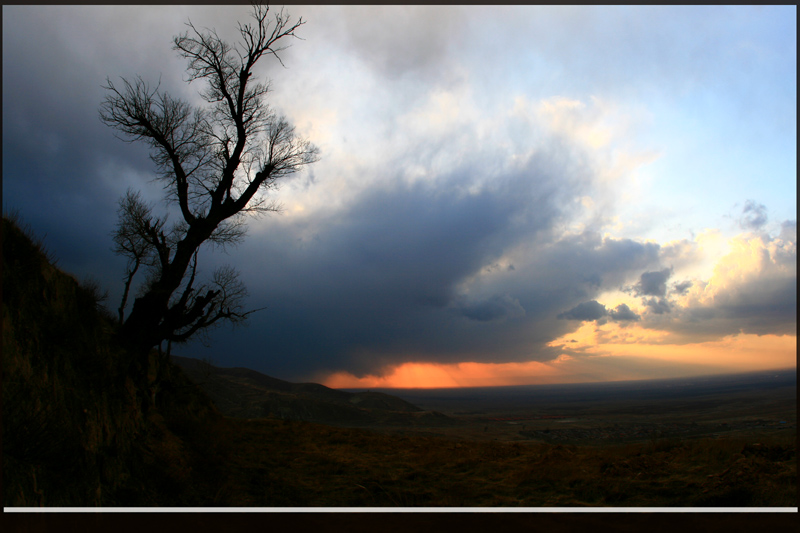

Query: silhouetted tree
101;3;318;358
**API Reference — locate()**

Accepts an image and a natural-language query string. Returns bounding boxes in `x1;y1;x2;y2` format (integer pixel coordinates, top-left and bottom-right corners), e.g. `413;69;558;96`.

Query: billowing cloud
2;5;795;384
558;301;641;323
643;297;672;315
671;280;693;295
453;294;526;322
633;268;672;297
608;303;640;321
334;5;469;82
637;228;797;339
739;200;768;231
779;220;796;242
224;181;667;378
558;300;608;322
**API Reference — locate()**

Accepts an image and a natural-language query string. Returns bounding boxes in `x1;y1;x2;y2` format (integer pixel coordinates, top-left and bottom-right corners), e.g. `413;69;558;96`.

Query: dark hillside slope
171;355;437;426
2;215;232;506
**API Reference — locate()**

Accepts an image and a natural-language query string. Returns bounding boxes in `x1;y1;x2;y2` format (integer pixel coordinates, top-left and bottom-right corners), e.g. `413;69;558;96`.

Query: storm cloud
454;294;526;323
218;165;669;378
671;280;693;295
608;303;640;321
633;268;672;297
558;300;608;322
643;297;672;315
3;5;795;382
558;301;641;323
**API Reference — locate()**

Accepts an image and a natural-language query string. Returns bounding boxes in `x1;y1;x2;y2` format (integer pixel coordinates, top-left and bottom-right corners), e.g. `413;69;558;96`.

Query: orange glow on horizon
321;333;796;389
322;359;570;389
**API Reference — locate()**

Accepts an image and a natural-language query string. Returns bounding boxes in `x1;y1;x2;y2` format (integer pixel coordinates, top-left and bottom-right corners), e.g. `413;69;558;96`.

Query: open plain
170;359;796;507
357;369;797;445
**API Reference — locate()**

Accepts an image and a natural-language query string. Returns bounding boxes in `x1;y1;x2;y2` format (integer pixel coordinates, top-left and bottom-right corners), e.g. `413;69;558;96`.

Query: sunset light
323;331;796;389
4;5;795;388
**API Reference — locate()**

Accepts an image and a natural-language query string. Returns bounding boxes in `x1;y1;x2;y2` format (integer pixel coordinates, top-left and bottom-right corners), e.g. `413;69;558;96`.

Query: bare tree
112;190;160;325
101;3;318;358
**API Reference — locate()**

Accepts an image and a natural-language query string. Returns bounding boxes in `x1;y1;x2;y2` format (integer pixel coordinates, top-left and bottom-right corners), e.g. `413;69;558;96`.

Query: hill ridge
169;355;445;426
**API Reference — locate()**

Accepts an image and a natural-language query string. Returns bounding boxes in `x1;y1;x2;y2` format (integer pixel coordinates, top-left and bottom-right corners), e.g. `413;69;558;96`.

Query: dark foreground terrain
172;357;797;507
199;415;797;507
3;215;796;509
173;356;796;445
367;369;797;445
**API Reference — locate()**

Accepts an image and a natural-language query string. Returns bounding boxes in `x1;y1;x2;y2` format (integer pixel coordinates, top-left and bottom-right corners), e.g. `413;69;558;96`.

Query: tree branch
105;4;317;353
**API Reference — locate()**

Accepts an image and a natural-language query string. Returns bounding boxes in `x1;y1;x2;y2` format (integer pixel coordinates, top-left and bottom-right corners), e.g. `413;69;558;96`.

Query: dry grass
211;418;796;507
2;214;229;507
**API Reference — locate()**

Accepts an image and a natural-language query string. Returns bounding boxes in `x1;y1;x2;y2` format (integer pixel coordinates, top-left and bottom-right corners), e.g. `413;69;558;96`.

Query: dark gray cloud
644;231;796;339
634;268;672;297
688;273;795;337
608;303;640;321
558;300;641;323
186;203;670;379
453;294;526;322
643;297;672;315
671;280;693;295
740;200;768;231
558;300;608;321
203;156;599;377
2;6;194;292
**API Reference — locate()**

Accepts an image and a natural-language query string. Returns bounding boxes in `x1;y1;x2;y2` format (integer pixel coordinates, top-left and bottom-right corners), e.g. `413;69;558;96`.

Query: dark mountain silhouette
170;355;458;427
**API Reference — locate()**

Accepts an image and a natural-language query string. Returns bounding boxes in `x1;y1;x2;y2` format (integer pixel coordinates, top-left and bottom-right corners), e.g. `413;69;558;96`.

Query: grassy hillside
2;214;230;506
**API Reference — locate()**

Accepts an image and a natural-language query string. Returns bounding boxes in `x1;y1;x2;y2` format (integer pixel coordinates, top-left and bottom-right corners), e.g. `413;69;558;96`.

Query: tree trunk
118;218;216;353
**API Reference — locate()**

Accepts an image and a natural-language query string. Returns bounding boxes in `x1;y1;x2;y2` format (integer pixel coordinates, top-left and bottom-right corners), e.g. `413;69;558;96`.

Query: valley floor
205;417;796;508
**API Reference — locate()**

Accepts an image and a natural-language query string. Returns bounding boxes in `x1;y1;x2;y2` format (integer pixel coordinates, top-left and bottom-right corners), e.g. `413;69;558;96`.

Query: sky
3;5;796;388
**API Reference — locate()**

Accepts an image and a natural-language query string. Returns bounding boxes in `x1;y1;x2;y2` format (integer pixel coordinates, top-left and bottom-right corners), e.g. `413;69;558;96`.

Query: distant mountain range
171;355;457;428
